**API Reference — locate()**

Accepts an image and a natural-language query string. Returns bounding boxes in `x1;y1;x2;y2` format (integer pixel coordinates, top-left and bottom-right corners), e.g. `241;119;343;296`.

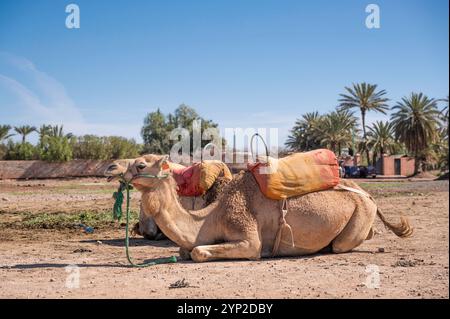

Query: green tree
72;135;108;159
367;121;402;166
339;83;389;165
0;125;15;142
106;136;141;159
47;125;73;138
319;110;358;155
285;111;323;151
391;92;440;174
434;96;449;172
141;108;170;154
39;125;73;162
141;104;221;155
4;141;38;160
14;125;37;143
40;136;73;162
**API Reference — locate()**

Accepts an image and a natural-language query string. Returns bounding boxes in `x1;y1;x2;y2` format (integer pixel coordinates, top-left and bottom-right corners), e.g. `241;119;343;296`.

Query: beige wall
0;160;114;179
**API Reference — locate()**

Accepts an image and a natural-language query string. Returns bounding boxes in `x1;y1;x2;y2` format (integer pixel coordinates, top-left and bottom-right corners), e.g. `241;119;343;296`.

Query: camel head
127;154;173;191
104;159;134;182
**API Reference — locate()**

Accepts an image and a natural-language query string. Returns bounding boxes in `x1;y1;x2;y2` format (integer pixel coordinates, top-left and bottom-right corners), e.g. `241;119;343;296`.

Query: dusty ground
0;177;448;299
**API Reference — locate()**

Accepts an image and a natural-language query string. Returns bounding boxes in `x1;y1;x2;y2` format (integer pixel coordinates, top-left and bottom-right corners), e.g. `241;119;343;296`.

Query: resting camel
122;155;412;262
104;156;231;239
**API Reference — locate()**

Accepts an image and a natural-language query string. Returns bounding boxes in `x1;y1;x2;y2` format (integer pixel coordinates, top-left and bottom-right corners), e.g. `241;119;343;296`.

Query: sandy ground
0;177;448;299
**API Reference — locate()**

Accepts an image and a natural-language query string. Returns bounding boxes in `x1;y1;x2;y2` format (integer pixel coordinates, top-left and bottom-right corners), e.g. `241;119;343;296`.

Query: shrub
4;141;38;160
39;136;73;162
106;136;141;159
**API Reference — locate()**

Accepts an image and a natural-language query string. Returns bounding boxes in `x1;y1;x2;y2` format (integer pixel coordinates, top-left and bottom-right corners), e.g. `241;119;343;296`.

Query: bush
106;136;141;159
72;135;142;160
72;135;108;159
4;141;39;160
39;136;73;162
0;144;7;160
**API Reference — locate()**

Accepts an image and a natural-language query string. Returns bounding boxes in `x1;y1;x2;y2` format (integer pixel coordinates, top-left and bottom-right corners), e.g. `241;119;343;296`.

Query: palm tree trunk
361;109;370;166
22;135;26;144
414;156;421;175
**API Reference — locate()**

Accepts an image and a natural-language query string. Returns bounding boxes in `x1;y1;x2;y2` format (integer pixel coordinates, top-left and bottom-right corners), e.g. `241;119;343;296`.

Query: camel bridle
112;172;177;267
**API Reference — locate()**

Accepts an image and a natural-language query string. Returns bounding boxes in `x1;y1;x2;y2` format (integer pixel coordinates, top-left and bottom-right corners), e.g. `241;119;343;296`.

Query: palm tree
285;111;323;151
38;124;52;138
439;96;448;120
319;109;358;155
367;121;401;167
391;93;440;174
0;125;15;142
14;125;37;144
338;83;389;165
48;125;73;138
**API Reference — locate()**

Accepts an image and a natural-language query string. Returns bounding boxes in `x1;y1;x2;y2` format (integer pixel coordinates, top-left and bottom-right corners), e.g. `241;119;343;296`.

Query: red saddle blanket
172;160;232;197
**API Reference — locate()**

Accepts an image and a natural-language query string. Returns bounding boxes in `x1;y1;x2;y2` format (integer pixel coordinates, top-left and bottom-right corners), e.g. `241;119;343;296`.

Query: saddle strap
333;184;374;201
271;184;374;257
271;198;295;257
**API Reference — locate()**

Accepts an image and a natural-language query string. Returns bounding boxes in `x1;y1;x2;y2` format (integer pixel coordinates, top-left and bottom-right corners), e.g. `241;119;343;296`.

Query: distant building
375;154;415;176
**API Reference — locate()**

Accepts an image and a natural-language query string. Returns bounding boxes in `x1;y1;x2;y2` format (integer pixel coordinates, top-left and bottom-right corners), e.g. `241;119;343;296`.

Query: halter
112;171;177;267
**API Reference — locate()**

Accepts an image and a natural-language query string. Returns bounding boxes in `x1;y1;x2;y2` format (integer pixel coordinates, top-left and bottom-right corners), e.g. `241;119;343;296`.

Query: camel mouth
104;164;124;181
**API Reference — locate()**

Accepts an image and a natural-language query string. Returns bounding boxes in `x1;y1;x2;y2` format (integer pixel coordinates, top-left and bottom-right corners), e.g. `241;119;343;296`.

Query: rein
113;173;177;267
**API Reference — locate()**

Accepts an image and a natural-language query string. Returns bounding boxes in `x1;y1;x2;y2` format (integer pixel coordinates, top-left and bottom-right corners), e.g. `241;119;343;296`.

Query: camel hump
376;208;413;238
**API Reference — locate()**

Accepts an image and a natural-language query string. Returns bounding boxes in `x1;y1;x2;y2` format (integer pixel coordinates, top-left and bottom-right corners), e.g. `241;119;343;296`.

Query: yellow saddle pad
248;149;340;200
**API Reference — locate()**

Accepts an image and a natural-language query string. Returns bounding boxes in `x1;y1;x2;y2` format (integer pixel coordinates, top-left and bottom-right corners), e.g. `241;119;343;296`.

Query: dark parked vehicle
343;165;376;178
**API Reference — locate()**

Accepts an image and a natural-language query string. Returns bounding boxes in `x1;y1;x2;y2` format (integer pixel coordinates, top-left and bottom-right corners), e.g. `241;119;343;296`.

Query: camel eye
137;163;146;170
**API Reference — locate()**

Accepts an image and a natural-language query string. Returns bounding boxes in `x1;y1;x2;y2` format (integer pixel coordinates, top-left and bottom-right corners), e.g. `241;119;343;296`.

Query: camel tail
376;208;413;238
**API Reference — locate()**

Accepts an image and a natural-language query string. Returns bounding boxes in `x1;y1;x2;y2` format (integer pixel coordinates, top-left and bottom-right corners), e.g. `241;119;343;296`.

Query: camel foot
179;248;192;260
190;247;212;262
131;222;142;236
154;232;167;240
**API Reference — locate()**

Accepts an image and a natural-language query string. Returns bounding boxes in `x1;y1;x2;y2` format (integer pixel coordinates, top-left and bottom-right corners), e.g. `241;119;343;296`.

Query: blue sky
0;0;448;147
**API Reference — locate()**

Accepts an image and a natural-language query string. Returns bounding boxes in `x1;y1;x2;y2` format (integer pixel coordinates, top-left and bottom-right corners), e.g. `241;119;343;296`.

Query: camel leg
190;239;261;262
179;247;192;260
332;204;377;253
139;203;159;239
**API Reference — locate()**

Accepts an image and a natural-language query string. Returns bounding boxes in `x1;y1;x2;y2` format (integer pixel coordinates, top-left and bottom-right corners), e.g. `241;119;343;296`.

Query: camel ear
158;155;170;171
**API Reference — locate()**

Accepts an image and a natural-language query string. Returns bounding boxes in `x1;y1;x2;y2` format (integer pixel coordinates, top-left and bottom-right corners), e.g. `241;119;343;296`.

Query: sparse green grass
10;210;139;229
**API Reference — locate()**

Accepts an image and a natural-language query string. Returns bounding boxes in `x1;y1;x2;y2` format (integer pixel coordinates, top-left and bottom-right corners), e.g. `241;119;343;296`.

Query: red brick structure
376;154;415;176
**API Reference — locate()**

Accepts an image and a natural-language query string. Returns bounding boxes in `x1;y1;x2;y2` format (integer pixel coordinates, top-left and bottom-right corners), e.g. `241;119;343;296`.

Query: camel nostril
108;164;118;171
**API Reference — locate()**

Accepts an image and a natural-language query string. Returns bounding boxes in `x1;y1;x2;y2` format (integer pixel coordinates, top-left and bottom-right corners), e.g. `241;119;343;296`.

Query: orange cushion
248;149;340;200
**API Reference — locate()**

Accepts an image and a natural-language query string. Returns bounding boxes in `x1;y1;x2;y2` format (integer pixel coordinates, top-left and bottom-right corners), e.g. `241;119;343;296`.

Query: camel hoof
154;232;167;241
179;248;192;260
190;247;211;262
131;223;142;236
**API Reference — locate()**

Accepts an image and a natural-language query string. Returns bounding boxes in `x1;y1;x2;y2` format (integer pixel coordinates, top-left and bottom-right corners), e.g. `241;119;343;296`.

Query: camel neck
142;178;219;250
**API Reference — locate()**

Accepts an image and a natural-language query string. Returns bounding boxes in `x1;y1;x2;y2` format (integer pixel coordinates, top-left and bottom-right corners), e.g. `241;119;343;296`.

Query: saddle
248;149;340;200
171;160;232;197
248;148;340;256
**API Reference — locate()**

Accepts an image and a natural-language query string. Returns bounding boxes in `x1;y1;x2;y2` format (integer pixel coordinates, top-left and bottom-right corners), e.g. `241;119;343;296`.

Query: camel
104;155;231;239
122;155;412;262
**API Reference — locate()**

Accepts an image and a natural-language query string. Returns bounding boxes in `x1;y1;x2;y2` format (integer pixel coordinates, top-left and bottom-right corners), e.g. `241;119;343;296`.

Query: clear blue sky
0;0;448;147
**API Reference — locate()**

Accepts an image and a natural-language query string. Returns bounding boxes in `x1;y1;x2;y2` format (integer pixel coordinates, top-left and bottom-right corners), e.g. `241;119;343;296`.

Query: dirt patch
414;171;438;179
0;178;448;298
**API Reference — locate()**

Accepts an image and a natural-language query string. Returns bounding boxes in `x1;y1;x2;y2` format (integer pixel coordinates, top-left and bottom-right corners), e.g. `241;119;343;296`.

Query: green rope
113;177;177;267
112;186;124;221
